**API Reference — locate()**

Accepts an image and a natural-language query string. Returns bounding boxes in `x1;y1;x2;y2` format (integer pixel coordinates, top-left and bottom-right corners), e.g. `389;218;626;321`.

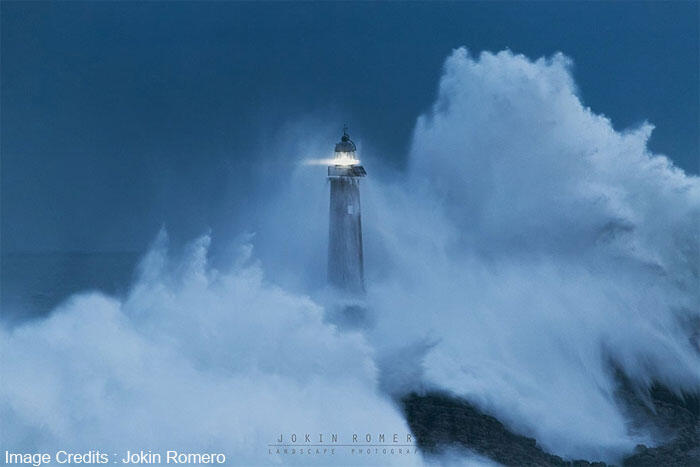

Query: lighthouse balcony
328;165;367;178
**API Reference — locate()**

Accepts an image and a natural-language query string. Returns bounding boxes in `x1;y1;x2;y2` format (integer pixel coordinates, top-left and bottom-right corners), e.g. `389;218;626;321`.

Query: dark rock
401;391;607;466
617;375;699;467
400;376;699;466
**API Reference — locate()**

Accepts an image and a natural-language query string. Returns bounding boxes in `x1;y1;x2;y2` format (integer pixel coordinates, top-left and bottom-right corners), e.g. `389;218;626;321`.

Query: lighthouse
328;127;366;294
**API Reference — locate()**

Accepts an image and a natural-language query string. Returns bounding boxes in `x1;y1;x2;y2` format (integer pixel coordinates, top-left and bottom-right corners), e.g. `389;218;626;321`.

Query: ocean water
1;252;140;322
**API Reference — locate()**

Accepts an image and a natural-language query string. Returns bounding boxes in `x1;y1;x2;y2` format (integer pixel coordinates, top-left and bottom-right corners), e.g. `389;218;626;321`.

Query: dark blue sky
2;1;698;253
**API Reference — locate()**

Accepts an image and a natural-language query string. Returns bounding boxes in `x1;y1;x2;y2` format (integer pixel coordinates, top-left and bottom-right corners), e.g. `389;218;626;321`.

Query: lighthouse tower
328;127;366;294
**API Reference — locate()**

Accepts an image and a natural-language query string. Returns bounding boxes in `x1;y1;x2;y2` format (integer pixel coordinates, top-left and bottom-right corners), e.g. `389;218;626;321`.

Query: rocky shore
401;377;699;466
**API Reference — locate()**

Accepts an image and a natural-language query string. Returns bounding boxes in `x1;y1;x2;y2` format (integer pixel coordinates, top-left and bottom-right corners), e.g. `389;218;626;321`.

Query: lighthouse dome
335;129;357;153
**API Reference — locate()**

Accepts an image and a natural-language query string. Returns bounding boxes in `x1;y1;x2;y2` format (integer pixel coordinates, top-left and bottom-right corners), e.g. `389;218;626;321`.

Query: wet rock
401;391;607;466
401;377;699;466
618;377;699;466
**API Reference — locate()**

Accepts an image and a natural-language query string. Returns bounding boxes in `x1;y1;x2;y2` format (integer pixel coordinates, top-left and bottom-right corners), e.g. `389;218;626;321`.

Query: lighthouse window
347;205;355;214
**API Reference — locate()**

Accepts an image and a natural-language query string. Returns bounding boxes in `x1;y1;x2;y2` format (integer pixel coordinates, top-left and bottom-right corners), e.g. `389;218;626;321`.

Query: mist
1;230;419;465
375;49;699;461
2;48;699;465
